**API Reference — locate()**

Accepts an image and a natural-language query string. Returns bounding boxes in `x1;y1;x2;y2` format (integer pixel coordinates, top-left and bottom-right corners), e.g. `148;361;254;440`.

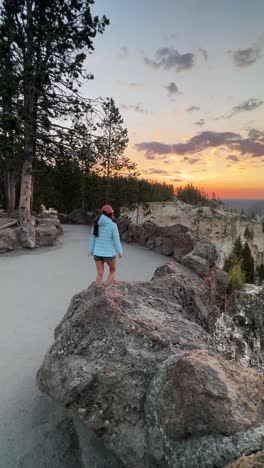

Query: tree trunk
7;169;16;216
19;160;33;223
105;128;111;202
19;0;35;224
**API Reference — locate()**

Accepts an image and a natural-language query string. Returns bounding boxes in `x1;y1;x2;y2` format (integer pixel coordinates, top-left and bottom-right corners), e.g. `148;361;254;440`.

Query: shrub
228;263;245;292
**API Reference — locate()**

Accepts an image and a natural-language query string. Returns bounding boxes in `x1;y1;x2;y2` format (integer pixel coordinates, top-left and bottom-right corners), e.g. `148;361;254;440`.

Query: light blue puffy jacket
89;214;123;257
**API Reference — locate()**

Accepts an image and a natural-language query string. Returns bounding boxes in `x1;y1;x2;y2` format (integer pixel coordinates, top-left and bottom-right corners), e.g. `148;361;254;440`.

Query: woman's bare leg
95;261;104;281
107;258;117;281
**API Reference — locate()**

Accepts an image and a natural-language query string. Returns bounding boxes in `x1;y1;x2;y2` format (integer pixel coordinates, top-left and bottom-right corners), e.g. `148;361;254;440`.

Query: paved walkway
0;225;166;467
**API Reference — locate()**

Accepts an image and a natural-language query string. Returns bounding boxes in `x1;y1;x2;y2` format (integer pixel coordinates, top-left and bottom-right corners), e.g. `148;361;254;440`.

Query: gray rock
17;223;36;249
216;268;230;291
155;236;173;256
58;213;70;224
214;285;264;370
68;209;94;225
192;242;218;266
0;228;18;252
37;264;216;467
181;252;210;277
36;225;58;247
37;265;264;468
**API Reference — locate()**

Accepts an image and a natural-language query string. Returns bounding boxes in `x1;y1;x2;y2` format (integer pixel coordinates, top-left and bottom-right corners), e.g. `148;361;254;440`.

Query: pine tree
233;236;243;259
96;98;137;201
0;0;109;223
242;242;255;283
0;8;23;214
256;264;264;283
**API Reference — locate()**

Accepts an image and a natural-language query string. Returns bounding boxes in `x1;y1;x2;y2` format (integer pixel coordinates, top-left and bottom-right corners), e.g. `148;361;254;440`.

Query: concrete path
0;225;166;467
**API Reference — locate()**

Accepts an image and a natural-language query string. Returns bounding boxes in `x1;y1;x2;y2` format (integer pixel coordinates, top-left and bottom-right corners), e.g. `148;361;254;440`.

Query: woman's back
90;214;122;258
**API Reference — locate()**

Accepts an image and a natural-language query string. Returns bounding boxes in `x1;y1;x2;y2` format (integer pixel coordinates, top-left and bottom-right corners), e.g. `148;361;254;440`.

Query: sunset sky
85;0;264;198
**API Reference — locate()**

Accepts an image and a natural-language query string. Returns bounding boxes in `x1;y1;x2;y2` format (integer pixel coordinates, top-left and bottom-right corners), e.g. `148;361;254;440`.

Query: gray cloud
142;168;168;175
136;131;240;157
215;98;264;120
234;139;264;157
231;98;263;115
144;47;195;72
120;103;147;114
165;82;181;99
135;142;172;159
226;155;240;162
119;46;129;60
248;129;264;142
186;105;200;112
135;129;264;159
183;157;201;164
171;177;184;182
195;119;205;127
231;45;261;68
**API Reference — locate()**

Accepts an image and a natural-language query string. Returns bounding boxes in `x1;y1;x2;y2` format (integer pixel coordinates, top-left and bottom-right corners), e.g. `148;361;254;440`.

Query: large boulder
181;252;210;277
155;236;173;255
122;221;195;259
68;209;94;225
146;350;264;443
37;263;215;468
0;228;18;252
17;223;36;249
121;223;149;245
36;225;58;247
37;262;264;468
192;242;218;266
156;224;194;260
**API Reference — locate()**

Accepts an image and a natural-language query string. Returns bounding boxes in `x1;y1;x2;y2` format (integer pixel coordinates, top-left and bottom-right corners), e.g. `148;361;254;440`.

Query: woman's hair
93;211;113;237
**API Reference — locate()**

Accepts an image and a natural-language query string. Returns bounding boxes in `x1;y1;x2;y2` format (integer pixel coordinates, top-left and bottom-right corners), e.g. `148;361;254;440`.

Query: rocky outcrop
0;214;63;254
123;201;264;267
118;219;195;261
214;284;264;370
0;227;18;252
37;260;264;468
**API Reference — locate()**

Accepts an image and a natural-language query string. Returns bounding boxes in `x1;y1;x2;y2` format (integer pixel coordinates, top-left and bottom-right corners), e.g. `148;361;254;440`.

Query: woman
89;205;123;281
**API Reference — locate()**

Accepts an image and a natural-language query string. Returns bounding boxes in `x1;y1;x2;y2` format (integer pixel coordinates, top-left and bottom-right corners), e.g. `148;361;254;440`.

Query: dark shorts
94;255;116;263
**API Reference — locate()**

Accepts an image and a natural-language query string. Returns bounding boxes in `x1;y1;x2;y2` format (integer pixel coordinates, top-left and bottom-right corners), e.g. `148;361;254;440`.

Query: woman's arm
112;223;123;256
89;227;96;255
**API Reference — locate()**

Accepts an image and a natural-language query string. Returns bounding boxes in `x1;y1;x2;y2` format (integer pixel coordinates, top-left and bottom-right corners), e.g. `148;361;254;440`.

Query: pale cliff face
123;201;264;268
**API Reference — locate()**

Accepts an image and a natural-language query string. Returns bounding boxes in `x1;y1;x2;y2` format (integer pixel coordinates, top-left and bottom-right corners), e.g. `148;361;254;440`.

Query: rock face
37;261;264;468
0;228;18;252
123;201;264;267
118;219;195;261
214;284;264;370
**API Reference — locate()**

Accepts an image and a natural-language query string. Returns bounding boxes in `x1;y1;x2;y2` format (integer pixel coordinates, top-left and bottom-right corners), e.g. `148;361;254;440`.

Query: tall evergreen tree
242;242;255;283
96;98;136;201
233;236;243;259
0;0;109;223
0;9;23;214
